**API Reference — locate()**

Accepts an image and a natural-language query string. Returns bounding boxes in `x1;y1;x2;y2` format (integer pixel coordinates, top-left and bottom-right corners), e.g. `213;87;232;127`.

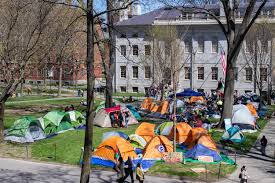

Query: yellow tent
246;103;258;117
169;122;192;144
135;122;155;143
93;136;137;161
143;135;173;159
189;96;205;103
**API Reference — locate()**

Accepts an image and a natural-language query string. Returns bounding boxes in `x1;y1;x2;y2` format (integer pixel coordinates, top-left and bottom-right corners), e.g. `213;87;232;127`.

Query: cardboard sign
163;152;183;163
198;156;214;163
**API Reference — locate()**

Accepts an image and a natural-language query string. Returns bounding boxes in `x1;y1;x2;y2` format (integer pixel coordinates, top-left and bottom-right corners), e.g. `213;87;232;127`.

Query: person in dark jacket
122;156;134;183
260;135;267;155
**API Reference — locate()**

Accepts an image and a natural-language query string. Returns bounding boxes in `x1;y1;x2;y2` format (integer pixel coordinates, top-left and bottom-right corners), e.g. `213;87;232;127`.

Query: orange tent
93;136;137;161
135;122;155;143
159;101;169;114
185;127;208;147
246;103;258;117
169;122;192;144
140;98;154;110
197;135;218;152
143;135;173;160
189;96;205;103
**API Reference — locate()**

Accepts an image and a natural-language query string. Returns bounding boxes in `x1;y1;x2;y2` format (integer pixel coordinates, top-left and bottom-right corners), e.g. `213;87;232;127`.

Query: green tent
5;116;46;143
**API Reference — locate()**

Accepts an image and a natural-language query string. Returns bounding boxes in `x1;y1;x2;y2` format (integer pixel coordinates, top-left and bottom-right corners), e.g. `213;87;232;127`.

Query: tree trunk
172;76;177;152
20;81;24;96
58;67;62;97
105;0;115;108
80;0;94;182
0;101;5;142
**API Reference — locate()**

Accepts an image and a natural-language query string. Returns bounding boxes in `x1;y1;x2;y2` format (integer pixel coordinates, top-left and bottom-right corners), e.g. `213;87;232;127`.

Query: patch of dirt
6;105;62;115
0;142;31;159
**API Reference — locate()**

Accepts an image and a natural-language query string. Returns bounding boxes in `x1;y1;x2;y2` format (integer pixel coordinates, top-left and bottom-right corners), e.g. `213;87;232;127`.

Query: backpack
239;173;242;179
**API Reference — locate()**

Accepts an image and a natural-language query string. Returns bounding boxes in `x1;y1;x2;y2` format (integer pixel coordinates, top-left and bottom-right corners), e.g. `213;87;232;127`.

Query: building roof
115;2;275;27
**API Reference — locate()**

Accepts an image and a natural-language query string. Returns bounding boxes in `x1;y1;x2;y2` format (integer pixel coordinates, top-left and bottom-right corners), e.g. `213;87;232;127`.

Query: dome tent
232;104;256;130
135;122;155;143
142;135;173;170
156;122;173;136
168;122;192;144
94;105;138;127
185;135;222;162
221;126;245;143
102;131;129;141
129;134;147;149
92;136;138;168
5;116;46;143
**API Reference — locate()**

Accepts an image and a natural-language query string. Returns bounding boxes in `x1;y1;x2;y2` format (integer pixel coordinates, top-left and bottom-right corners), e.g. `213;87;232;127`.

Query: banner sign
163;152;183;163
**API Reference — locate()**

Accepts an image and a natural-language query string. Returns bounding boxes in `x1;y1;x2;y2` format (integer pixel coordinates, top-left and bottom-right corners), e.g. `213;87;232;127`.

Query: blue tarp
185;144;222;162
170;88;204;98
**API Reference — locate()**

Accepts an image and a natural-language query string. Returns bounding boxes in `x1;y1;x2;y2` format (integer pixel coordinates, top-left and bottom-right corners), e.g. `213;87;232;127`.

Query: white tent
94;107;138;128
232;104;256;129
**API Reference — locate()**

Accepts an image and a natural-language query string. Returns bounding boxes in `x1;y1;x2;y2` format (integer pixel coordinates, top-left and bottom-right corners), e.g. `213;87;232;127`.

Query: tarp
135;122;155;143
105;105;121;113
170;88;204;98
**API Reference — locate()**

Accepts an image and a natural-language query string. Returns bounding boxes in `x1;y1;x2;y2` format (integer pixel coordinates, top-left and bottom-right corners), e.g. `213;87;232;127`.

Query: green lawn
7;95;54;102
113;92;145;97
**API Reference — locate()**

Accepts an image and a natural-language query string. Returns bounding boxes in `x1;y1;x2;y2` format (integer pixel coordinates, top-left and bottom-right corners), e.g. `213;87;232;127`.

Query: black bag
239;173;242;179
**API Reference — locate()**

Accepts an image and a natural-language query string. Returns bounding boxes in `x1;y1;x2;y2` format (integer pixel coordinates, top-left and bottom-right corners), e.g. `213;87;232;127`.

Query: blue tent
185;144;222;162
126;105;142;120
170;88;204;98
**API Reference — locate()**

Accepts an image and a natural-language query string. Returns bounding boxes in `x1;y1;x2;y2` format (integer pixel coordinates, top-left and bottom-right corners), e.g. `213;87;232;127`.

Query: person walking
117;157;125;183
239;166;248;183
260;135;267;155
136;163;144;183
122;156;134;183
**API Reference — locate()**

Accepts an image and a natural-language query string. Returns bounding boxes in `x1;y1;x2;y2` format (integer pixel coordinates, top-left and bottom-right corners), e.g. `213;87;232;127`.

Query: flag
115;146;120;160
220;49;227;76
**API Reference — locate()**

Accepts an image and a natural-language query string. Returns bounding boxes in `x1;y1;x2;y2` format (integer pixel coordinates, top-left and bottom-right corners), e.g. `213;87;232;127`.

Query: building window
260;68;267;81
245;90;252;93
120;34;126;38
198;37;204;53
184;67;190;79
132;33;138;38
144;87;149;95
144;66;151;79
245;67;252;81
133;45;138;56
212;38;218;53
120;66;126;78
234;67;238;81
198;67;204;80
211;67;218;80
120;86;126;92
261;41;268;53
145;45;151;56
132;87;138;93
184;39;192;53
120;45;126;56
132;66;138;78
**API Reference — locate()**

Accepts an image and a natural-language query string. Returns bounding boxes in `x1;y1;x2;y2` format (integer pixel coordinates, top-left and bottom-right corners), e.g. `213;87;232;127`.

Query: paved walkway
219;117;275;183
0;158;186;183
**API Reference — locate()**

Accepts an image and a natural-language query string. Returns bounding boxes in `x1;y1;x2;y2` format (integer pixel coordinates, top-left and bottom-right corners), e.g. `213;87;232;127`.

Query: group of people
110;110;130;128
64;105;75;112
115;157;144;183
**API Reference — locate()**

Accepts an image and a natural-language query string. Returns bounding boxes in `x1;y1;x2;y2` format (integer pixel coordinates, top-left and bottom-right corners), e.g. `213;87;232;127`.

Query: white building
114;1;275;97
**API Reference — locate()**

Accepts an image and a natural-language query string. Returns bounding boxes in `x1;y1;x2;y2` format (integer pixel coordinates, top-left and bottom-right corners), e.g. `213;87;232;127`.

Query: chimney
131;1;141;17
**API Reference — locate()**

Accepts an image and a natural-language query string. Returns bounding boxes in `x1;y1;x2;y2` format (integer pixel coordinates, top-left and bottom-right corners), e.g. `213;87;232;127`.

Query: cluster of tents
91;122;233;171
94;105;141;127
4;110;85;143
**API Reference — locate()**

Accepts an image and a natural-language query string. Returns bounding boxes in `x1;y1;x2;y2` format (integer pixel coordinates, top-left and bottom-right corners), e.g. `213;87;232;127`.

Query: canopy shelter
169;88;204;98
